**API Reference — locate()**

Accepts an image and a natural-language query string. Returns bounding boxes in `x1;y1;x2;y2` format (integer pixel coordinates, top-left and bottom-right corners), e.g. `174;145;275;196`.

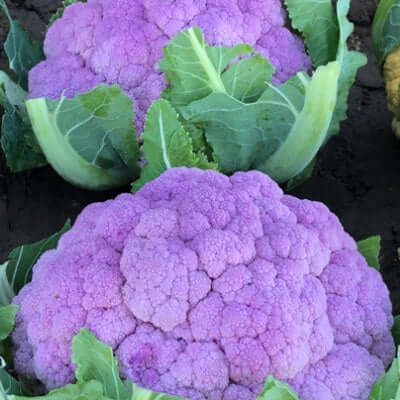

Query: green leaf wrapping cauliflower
9;168;395;400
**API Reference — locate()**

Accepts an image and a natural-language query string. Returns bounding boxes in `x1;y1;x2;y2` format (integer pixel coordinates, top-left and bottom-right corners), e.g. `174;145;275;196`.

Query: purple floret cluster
12;168;394;400
28;0;311;134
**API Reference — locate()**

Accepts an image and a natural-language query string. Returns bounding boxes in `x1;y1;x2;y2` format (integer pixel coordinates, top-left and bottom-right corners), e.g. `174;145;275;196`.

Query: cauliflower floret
12;168;394;400
28;0;311;134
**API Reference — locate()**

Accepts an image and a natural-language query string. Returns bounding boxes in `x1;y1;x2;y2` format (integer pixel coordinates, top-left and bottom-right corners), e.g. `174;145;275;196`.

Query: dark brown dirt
1;0;400;313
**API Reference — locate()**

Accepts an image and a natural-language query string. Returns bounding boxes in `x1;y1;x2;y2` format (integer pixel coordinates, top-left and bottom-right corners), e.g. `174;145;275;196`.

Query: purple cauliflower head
12;168;394;400
28;0;311;134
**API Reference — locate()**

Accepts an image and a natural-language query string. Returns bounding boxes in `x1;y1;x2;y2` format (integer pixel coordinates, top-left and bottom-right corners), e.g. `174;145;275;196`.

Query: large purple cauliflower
12;168;394;400
28;0;311;133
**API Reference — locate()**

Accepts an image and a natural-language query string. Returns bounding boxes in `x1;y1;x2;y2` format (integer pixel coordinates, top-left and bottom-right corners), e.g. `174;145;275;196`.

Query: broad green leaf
0;220;71;306
0;304;17;365
160;27;253;107
221;55;274;103
0;263;13;307
0;80;47;172
0;305;18;342
48;0;87;28
0;72;28;107
26;84;140;190
284;0;339;66
256;63;338;181
0;361;29;396
327;0;367;138
393;316;400;347
369;349;400;400
182;62;339;181
128;382;187;400
372;0;400;66
72;329;130;400
357;236;381;270
0;0;43;90
181;93;275;173
132;99;216;192
9;380;110;399
256;376;300;400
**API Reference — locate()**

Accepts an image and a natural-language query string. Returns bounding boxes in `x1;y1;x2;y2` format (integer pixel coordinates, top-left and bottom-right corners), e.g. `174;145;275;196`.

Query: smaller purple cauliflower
12;168;394;400
28;0;311;134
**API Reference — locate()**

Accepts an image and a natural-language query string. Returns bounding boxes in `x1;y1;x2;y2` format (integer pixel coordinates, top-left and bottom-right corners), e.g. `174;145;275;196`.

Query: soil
1;0;400;313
